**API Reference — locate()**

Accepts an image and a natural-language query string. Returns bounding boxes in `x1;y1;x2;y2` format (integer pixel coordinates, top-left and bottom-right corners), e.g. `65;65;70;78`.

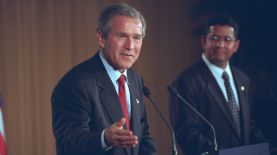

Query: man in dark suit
169;16;264;155
51;3;157;155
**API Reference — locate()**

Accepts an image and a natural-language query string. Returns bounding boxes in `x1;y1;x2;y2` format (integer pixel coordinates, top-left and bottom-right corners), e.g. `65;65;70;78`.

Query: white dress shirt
202;54;239;107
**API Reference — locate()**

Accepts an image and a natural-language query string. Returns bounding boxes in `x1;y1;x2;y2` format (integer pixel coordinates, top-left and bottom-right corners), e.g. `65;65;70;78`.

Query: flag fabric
0;94;7;155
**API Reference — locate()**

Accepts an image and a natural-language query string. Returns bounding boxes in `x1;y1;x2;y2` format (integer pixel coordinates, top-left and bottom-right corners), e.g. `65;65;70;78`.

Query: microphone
143;86;178;155
167;86;219;153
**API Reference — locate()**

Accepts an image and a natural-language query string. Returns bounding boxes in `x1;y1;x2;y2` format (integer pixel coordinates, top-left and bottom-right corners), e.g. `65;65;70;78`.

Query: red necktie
118;75;130;129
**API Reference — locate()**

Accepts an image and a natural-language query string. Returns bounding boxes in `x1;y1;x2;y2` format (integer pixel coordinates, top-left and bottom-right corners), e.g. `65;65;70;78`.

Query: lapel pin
136;99;140;104
241;86;245;91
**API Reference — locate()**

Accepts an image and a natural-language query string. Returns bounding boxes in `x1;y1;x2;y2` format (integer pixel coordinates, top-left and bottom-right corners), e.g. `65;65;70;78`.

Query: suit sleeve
51;75;106;155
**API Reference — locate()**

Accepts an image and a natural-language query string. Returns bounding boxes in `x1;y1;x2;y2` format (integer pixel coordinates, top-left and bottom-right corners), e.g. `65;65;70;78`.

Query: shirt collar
99;51;128;84
202;54;232;77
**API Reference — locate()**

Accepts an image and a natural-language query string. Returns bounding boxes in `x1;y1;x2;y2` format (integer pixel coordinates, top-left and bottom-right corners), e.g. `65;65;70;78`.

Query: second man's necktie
222;71;241;137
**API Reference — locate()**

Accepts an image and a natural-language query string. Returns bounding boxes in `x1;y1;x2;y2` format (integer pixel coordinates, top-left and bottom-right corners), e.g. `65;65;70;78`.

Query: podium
218;143;270;155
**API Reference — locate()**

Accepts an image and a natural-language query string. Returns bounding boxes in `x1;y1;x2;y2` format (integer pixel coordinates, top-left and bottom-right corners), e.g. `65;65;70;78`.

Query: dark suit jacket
170;60;264;155
51;52;156;155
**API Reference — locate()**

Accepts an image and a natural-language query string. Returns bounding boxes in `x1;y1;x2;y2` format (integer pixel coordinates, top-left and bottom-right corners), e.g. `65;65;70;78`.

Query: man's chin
210;59;227;68
117;64;133;70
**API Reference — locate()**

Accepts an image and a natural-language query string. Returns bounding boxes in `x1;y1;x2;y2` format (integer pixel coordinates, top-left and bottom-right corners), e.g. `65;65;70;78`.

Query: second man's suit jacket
170;60;264;155
51;52;157;155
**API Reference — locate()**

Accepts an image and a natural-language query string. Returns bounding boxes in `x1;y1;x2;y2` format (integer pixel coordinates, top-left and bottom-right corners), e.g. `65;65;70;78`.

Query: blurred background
0;0;276;154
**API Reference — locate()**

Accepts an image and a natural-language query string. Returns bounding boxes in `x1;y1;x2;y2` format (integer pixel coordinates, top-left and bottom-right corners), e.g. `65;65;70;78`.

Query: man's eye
134;36;142;40
225;37;232;41
210;35;219;41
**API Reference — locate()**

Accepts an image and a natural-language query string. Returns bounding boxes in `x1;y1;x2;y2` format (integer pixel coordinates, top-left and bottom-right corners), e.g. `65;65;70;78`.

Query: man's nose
216;40;225;47
124;38;134;50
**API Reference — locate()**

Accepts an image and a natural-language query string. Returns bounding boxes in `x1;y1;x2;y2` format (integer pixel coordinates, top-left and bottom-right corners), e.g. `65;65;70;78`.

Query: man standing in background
170;15;265;155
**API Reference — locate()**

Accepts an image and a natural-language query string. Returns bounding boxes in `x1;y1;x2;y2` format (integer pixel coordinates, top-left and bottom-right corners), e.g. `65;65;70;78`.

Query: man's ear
234;39;240;53
96;31;105;49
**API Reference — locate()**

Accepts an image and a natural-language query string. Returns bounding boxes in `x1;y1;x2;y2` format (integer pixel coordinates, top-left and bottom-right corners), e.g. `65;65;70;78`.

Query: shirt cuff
101;129;113;151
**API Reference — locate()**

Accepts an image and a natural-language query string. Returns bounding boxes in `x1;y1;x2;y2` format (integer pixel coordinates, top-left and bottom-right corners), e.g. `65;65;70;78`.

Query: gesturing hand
104;118;138;148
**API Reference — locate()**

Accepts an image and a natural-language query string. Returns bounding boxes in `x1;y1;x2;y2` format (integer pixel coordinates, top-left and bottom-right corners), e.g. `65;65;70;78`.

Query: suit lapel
200;62;241;139
127;71;141;135
92;53;124;126
232;68;250;141
127;70;141;155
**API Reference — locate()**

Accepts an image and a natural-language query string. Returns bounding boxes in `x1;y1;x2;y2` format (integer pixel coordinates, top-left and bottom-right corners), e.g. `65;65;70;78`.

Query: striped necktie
222;71;241;137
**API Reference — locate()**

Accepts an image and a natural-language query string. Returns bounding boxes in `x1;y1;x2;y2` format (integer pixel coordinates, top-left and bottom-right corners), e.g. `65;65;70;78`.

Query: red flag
0;94;7;155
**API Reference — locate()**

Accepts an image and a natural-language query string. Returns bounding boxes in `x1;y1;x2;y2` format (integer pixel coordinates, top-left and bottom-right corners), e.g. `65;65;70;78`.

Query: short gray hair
97;3;146;38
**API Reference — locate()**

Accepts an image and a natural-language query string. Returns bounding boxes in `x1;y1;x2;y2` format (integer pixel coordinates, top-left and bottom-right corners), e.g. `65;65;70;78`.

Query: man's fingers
113;118;126;129
112;134;138;147
104;121;139;148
